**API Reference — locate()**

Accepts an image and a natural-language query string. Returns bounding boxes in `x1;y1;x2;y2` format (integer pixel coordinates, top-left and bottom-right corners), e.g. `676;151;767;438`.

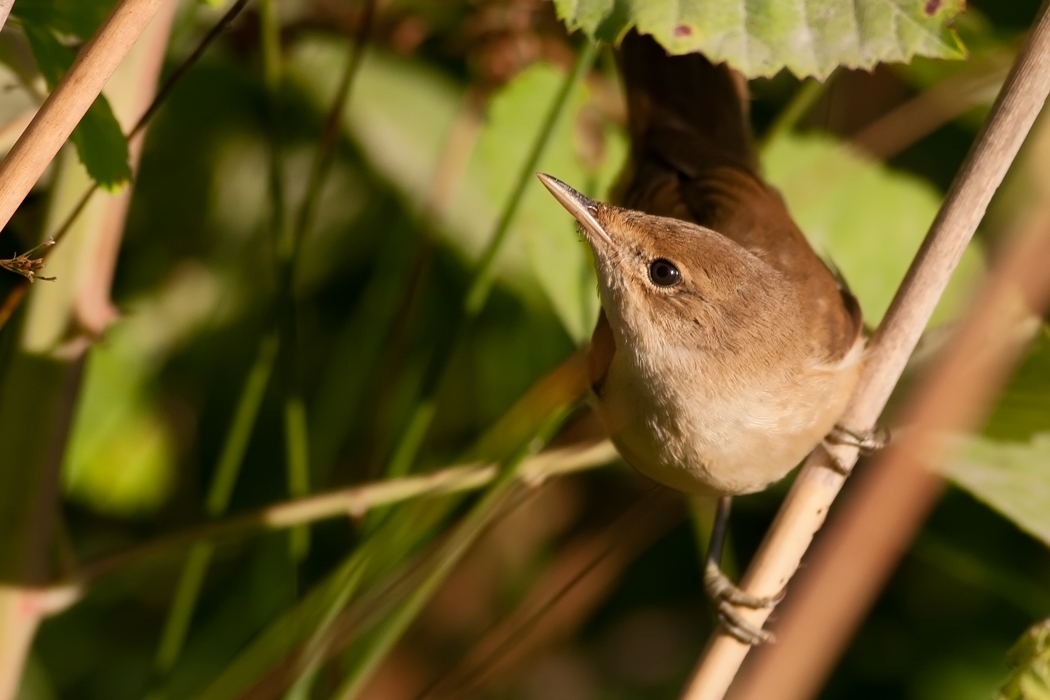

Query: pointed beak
536;173;615;248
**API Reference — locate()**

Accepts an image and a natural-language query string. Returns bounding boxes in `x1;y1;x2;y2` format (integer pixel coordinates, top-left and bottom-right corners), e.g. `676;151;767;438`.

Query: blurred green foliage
1;0;1049;699
13;0;131;187
997;618;1050;700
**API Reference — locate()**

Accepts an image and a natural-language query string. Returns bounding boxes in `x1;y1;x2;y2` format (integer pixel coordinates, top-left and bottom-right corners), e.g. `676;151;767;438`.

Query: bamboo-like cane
731;183;1050;700
679;1;1050;697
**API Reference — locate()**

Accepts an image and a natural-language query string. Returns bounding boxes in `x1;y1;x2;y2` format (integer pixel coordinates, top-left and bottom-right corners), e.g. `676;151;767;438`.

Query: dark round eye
648;258;681;287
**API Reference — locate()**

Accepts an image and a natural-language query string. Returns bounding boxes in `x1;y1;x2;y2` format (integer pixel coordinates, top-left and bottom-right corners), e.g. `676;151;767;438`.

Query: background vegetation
0;0;1048;698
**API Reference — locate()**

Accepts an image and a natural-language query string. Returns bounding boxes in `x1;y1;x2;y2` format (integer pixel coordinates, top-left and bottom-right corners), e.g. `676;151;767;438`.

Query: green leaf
287;39;626;341
997;619;1050;700
935;329;1050;547
984;328;1050;442
12;0;116;39
553;0;967;79
21;23;131;189
470;61;625;341
941;433;1050;549
762;131;984;326
62;268;222;516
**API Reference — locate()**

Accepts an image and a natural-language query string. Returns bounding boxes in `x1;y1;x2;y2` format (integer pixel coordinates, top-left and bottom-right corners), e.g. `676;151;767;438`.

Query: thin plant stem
680;1;1050;696
0;0;252;328
149;332;280;679
76;439;616;588
383;42;599;480
292;0;376;248
332;406;576;700
153;543;214;674
760;70;836;149
0;3;180;697
730;141;1050;700
463;41;599;317
276;0;375;564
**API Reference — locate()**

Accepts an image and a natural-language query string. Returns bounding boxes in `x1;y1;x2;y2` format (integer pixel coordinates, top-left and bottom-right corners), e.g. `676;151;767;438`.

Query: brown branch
730;192;1050;700
679;2;1050;697
76;439;617;587
851;49;1014;160
0;0;168;235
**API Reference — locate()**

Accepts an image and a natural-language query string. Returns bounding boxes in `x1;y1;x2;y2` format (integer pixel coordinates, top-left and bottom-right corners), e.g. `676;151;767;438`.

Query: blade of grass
208;333;281;517
275;0;376;563
149;331;279;681
332;404;576;700
384;41;599;480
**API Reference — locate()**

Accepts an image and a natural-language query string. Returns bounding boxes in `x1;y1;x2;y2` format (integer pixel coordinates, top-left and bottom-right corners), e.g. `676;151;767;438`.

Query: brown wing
613;30;862;362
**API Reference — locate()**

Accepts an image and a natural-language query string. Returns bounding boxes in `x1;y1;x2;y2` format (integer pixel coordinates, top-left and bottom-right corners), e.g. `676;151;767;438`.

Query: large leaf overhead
553;0;967;79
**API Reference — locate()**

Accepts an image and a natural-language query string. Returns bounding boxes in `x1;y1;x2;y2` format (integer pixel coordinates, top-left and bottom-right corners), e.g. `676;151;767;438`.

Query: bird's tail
615;30;758;181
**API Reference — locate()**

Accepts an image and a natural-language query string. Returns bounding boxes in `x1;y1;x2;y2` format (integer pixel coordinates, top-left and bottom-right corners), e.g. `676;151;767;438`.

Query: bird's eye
648;258;681;287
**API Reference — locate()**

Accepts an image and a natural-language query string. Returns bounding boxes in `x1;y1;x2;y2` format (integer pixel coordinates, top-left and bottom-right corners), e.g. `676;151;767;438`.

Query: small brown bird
539;32;869;643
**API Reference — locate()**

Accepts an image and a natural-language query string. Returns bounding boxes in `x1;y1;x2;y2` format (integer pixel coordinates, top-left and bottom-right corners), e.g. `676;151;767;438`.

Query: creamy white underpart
595;329;862;496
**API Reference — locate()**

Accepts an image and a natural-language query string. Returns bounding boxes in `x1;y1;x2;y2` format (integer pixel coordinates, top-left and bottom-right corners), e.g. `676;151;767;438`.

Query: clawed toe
704;562;779;608
704;562;780;644
826;422;889;454
715;600;777;645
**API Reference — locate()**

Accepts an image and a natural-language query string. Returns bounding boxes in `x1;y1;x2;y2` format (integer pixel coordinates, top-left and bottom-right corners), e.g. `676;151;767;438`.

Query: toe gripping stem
704;496;782;645
823;422;890;474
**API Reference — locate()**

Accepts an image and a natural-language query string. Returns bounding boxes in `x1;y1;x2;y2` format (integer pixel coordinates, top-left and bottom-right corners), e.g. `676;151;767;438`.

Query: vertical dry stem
0;3;178;698
730;211;1050;700
679;2;1050;698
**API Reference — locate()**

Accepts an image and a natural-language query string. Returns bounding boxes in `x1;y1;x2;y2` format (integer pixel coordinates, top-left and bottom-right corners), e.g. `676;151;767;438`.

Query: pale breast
594;340;863;496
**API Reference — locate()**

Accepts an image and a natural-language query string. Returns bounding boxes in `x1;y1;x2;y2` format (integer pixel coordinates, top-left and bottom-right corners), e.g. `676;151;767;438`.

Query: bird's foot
826;422;889;454
704;561;781;645
823;422;890;474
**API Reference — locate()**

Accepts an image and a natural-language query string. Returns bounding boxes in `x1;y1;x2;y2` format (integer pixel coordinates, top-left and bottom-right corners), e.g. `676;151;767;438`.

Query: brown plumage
539;31;864;498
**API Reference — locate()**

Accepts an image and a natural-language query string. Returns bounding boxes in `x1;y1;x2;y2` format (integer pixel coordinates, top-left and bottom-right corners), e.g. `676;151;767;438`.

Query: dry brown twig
63;439;618;591
679;2;1050;698
731;158;1050;700
851;49;1014;160
0;0;169;234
